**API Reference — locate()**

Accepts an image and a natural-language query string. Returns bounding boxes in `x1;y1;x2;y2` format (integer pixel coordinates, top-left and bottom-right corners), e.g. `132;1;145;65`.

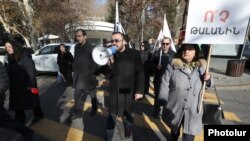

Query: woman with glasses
152;37;175;119
159;44;213;141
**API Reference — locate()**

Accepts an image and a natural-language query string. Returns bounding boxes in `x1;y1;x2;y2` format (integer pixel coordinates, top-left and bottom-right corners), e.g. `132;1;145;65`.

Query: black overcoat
6;50;40;110
108;47;144;116
57;51;73;83
72;42;99;89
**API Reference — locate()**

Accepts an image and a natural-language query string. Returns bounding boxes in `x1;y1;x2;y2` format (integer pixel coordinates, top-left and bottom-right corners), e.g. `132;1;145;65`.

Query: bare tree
106;0;188;46
0;0;81;49
0;0;36;47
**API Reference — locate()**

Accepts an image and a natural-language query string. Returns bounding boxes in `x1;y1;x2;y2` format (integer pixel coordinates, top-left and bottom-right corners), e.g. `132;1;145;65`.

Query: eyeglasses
111;39;123;43
140;45;144;47
162;43;170;46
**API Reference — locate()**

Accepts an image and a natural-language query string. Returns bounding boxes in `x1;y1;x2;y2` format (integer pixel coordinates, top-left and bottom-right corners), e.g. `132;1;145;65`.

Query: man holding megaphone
104;32;144;140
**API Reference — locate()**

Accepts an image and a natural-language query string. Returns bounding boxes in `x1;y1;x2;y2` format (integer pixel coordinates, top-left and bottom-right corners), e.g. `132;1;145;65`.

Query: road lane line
223;111;241;122
203;92;224;104
31;118;103;141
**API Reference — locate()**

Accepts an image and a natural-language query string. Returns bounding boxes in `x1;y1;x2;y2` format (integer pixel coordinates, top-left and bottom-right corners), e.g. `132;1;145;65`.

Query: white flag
162;14;176;52
114;0;132;48
152;29;163;52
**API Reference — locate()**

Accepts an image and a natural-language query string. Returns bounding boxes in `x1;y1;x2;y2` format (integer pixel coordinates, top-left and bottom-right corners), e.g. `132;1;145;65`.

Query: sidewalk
210;58;250;89
209;58;250;125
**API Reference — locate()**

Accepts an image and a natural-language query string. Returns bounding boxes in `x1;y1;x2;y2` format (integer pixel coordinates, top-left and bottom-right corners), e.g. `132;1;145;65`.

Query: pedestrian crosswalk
30;79;242;141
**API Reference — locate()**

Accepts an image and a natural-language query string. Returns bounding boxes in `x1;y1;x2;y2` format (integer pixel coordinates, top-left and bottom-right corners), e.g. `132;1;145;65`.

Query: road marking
64;99;205;141
31;118;103;141
138;94;154;105
96;90;109;96
223;111;241;122
203;92;223;104
63;80;239;141
195;130;204;141
142;113;170;141
149;85;154;94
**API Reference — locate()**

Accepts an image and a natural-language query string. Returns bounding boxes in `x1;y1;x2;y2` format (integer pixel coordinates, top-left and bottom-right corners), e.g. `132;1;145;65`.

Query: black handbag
202;86;224;125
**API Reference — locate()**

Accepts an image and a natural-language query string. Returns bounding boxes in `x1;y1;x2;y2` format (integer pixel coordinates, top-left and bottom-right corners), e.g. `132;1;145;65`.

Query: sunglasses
111;39;123;43
162;43;170;45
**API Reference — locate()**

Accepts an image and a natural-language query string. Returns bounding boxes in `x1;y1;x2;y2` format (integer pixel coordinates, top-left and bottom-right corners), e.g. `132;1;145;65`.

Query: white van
32;43;75;73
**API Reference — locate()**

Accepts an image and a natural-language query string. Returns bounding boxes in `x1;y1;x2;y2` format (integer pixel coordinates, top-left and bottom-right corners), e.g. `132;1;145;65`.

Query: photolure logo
208;129;247;136
204;125;250;140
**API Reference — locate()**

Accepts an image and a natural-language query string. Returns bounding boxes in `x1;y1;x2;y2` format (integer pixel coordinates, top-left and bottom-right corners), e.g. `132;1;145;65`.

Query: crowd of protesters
0;29;212;141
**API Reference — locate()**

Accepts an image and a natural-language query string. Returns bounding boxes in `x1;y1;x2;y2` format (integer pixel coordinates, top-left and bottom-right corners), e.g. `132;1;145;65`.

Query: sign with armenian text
184;0;250;44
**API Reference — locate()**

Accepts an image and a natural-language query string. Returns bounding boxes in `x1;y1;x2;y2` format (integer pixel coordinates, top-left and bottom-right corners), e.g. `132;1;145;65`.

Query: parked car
32;43;75;73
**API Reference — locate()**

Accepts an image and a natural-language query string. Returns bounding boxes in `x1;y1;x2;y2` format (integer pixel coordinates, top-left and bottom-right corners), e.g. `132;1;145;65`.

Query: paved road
1;73;249;141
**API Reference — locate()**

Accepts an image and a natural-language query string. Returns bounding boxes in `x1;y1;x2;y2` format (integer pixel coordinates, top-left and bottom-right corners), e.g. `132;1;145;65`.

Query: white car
32;43;75;73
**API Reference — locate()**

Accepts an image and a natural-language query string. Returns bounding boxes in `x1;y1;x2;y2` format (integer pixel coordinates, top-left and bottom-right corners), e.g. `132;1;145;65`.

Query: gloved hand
31;88;39;95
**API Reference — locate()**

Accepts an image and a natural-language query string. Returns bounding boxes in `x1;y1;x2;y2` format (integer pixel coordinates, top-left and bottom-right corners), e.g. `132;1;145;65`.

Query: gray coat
159;58;213;135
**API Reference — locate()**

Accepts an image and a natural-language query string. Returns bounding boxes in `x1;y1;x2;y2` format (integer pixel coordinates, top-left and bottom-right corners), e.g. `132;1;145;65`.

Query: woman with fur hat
158;44;213;141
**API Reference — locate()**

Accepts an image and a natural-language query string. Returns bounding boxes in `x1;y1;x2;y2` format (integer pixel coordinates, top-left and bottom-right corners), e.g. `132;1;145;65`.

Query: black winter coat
72;42;99;89
108;47;144;116
0;62;9;105
5;50;40;110
140;50;154;76
57;51;73;83
152;49;175;94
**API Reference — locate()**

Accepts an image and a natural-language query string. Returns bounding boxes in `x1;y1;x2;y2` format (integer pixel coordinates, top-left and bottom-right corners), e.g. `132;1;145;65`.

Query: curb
215;83;250;90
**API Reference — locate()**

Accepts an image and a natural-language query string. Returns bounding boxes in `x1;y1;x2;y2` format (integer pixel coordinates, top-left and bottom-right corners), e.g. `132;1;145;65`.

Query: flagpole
159;49;162;65
198;44;213;113
115;0;119;32
239;18;250;59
